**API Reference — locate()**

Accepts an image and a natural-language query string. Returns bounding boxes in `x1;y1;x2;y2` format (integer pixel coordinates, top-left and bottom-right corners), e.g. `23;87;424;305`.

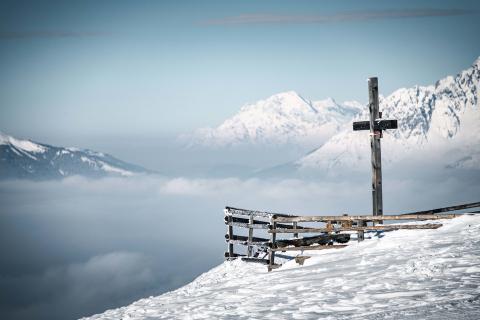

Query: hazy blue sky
1;0;479;143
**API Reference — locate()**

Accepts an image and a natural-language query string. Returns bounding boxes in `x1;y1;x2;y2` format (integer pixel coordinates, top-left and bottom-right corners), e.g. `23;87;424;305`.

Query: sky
0;0;479;147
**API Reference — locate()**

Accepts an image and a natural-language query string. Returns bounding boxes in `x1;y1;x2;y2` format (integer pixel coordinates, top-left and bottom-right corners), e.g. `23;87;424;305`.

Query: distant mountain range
182;91;363;149
0;132;152;180
183;57;480;177
4;57;478;180
294;57;480;174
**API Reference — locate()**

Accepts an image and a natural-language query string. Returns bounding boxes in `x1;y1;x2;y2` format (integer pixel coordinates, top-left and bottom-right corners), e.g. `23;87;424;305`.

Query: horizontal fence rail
225;201;480;220
224;215;312;230
224;201;480;271
269;223;443;233
272;214;459;223
399;202;480;216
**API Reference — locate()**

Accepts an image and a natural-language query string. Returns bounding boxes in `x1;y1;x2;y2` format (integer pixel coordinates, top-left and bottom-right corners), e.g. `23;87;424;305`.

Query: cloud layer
1;170;478;319
203;9;473;26
0;31;107;39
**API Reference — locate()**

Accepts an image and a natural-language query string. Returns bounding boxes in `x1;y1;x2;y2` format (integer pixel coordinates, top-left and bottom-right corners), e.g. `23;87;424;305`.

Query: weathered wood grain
271;244;348;252
270;234;351;248
273;214;458;223
269;223;443;233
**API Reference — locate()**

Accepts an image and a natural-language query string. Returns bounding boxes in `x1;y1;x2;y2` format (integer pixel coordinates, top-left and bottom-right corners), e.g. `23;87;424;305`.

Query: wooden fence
224;201;480;271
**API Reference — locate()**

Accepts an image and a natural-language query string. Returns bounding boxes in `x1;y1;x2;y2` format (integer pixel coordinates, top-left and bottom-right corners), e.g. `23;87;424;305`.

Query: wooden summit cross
353;77;398;220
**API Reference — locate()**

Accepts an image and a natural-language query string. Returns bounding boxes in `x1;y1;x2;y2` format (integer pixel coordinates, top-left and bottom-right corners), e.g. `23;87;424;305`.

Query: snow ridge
0;131;46;153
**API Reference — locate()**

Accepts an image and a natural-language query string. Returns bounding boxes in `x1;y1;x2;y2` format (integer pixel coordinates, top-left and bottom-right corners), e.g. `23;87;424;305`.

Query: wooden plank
268;220;277;271
357;220;366;242
269;223;443;233
227;215;234;257
226;239;269;247
225;206;273;218
224;216;311;230
247;215;254;257
271;244;348;252
399;201;480;216
353;120;370;131
225;215;269;225
225;201;476;224
225;234;269;243
224;252;246;258
241;257;271;265
273;214;458;223
226;221;269;229
375;119;397;130
225;206;292;218
369;77;383;218
353;120;397;131
271;233;351;249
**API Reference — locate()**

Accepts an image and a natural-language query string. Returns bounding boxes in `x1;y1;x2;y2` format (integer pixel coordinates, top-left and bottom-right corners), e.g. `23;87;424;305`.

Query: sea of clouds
0;167;479;319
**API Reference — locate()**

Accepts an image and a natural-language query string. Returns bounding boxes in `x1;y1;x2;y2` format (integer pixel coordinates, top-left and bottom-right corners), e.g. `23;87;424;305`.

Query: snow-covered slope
297;58;480;172
183;91;363;149
0;132;152;180
82;214;480;320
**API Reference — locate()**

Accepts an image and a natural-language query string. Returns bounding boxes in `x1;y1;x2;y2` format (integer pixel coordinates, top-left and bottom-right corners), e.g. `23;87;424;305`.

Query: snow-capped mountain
0;132;152;180
82;214;480;320
183;91;363;149
296;57;480;172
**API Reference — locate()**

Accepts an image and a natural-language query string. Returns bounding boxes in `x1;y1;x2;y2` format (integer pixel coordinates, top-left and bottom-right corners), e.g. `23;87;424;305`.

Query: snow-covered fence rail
224;202;480;271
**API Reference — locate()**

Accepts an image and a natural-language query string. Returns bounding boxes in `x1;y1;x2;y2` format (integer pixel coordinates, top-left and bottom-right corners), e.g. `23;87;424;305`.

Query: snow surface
82;214;480;320
99;162;134;176
182;91;363;149
0;131;46;153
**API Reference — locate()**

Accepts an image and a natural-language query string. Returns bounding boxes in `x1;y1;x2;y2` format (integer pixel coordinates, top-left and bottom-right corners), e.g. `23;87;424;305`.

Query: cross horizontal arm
353;119;398;131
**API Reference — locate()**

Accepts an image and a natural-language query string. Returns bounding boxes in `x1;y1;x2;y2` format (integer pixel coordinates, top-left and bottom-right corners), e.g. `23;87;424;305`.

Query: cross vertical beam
368;77;383;219
353;78;397;230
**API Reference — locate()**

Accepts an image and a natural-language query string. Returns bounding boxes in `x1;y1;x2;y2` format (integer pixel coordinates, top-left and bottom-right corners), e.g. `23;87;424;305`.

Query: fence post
357;220;365;242
227;214;234;258
293;222;298;238
247;214;254;257
268;217;277;271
